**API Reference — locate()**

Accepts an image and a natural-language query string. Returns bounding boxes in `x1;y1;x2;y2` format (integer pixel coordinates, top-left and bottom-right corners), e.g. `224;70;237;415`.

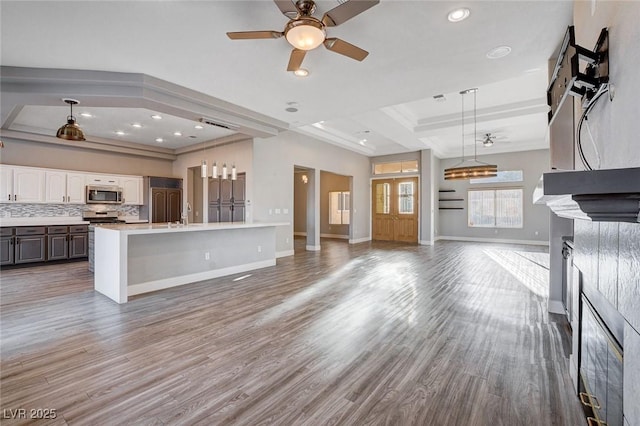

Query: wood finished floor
0;239;585;425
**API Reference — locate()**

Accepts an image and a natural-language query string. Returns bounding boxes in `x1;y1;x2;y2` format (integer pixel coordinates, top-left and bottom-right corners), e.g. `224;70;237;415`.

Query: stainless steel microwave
86;185;123;204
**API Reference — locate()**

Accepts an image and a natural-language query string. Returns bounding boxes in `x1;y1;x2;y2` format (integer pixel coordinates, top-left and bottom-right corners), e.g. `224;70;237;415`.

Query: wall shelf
438;189;464;211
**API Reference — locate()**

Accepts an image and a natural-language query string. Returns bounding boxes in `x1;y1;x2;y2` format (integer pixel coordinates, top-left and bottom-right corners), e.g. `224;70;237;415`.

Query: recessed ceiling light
80;112;93;118
447;8;470;22
486;45;512;59
173;131;182;136
115;131;125;136
194;125;204;130
359;139;367;146
132;123;143;128
433;94;447;102
293;68;309;77
151;114;162;120
155;138;163;143
285;107;298;113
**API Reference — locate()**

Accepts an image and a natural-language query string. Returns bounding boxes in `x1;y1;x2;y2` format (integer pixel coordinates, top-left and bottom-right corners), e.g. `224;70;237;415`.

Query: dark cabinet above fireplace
533;167;640;222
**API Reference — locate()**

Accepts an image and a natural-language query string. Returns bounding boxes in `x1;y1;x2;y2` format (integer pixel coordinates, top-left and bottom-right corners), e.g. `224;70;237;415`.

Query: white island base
94;222;287;303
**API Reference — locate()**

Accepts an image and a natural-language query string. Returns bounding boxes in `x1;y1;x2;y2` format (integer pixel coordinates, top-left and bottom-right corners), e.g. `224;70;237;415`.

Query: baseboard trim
306;245;321;251
349;236;371;244
293;232;306;237
419;240;434;246
276;250;295;258
548;300;566;315
128;259;276;297
437;236;549;246
320;233;349;240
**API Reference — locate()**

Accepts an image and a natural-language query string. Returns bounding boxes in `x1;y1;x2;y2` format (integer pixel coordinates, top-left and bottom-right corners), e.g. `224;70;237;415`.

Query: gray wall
0;137;173;177
252;130;371;254
438;149;550;243
319;171;350;237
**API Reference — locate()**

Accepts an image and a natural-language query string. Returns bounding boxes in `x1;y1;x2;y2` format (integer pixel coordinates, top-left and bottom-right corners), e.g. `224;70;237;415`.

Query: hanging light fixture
231;164;237;180
212;162;218;179
221;164;228;180
201;141;208;178
56;98;86;141
444;88;497;180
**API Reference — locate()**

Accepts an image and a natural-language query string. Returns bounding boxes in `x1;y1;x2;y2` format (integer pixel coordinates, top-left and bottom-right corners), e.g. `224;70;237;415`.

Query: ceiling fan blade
323;38;369;61
287;49;307;71
322;0;380;27
273;0;299;19
227;31;283;40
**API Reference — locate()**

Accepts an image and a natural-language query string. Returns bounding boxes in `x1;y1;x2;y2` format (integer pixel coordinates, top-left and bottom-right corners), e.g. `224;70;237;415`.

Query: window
329;191;350;225
398;181;414;214
470;170;523;184
468;189;523;228
373;160;419;175
375;183;390;214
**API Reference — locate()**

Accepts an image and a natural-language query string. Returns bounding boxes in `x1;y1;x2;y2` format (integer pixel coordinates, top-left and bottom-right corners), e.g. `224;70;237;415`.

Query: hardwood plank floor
0;239;585;425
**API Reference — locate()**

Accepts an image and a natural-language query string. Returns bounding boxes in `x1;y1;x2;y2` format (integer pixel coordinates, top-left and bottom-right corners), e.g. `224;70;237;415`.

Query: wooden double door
372;177;418;243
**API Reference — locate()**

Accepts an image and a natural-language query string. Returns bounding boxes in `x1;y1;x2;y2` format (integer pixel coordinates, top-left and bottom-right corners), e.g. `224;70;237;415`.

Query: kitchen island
94;222;287;303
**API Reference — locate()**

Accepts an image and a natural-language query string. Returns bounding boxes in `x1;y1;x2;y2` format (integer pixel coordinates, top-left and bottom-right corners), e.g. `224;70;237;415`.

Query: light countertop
94;222;289;236
0;217;90;227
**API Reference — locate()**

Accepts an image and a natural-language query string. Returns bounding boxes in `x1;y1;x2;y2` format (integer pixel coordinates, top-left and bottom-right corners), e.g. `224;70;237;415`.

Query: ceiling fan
227;0;379;72
479;133;499;147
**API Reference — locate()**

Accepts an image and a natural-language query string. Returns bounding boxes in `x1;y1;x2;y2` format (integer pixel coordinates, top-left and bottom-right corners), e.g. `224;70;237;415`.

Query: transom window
373;160;419;175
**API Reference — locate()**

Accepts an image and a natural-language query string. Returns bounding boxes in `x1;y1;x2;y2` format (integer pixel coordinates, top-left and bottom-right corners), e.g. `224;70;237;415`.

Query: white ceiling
0;0;573;158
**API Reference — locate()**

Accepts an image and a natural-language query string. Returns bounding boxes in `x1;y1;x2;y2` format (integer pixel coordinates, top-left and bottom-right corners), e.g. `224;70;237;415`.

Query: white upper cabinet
121;176;142;205
85;175;121;186
66;173;86;204
45;171;67;203
0;165;13;203
13;167;46;203
44;171;86;204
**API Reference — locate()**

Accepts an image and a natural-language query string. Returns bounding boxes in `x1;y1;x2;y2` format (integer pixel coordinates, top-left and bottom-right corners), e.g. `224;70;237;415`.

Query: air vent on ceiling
198;117;239;131
433;94;446;102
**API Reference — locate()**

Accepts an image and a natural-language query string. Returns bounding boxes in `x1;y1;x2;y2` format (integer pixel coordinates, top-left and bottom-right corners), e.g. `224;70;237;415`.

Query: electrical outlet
283;208;289;214
205;251;210;260
286;238;289;243
257;245;262;253
535;231;539;236
269;209;273;215
275;208;281;214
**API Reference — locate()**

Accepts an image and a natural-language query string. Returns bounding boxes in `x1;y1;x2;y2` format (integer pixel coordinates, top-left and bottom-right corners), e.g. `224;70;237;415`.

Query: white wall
438;149;550;244
253;131;371;254
172;139;253;223
574;2;640;170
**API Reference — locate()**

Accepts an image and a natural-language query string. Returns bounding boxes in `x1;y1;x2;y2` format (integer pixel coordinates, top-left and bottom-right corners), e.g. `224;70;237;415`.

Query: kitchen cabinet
0;165;46;203
85;174;120;186
45;171;87;204
0;228;15;266
121;176;142;205
47;226;69;260
15;227;46;264
150;188;182;223
69;225;88;258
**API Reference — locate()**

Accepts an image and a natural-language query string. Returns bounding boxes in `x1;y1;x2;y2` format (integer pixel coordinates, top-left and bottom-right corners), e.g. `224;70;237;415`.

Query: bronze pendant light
444;88;497;180
56;98;86;141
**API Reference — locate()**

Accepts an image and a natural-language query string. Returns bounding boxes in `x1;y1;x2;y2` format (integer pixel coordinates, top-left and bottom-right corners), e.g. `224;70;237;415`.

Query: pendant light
231;164;237;181
56;98;86;141
444;88;498;180
201;141;208;178
222;164;228;180
212;162;218;179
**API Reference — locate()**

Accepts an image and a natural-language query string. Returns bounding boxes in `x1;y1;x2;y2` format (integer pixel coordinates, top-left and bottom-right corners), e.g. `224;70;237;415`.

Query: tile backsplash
0;203;140;218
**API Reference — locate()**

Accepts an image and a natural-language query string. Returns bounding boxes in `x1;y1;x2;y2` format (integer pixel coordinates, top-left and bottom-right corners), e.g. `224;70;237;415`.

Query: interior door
372;177;418;243
372;179;394;241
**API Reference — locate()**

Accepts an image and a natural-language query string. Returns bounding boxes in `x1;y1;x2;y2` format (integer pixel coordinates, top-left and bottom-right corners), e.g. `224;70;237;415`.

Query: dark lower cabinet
15;235;46;264
69;233;88;258
48;234;69;260
1;235;15;265
1;225;88;266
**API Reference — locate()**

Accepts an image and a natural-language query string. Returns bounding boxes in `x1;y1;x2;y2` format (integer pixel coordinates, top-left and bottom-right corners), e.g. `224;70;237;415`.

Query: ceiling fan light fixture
294;68;309;77
56;98;86;141
285;19;326;50
483;139;494;147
